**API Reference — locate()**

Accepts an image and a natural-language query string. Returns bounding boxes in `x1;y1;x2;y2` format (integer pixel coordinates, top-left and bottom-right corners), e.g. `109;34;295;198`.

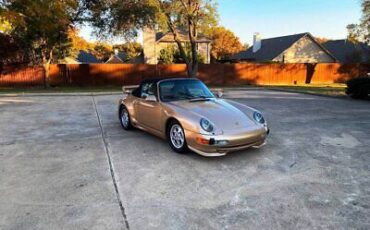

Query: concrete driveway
0;89;369;230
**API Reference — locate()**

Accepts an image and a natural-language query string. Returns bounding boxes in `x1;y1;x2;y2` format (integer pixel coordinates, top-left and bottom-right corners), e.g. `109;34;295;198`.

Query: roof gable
231;32;336;62
116;51;127;61
231;33;308;61
156;28;211;43
105;55;124;64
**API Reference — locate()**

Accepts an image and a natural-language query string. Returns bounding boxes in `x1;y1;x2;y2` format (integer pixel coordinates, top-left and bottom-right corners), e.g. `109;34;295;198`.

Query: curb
263;87;349;100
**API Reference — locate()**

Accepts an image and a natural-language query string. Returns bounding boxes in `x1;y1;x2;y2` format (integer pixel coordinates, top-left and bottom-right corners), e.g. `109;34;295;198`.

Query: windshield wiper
176;92;212;101
189;95;212;102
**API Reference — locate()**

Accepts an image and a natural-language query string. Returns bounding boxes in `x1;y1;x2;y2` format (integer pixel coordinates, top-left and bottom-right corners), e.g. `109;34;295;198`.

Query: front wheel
167;121;188;154
119;106;132;130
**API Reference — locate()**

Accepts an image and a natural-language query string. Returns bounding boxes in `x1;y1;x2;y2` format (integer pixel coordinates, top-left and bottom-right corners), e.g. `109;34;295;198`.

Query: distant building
230;32;336;63
322;40;370;63
64;49;144;64
64;50;100;64
105;49;126;64
76;50;100;63
105;49;144;64
143;28;211;64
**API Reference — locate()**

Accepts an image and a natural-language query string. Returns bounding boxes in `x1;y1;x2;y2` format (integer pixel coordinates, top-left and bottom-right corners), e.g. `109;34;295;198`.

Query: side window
141;83;157;99
132;87;140;97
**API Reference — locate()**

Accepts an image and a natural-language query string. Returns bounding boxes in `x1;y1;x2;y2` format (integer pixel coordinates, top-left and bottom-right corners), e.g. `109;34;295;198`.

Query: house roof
156;28;211;43
76;50;100;63
105;51;129;64
116;52;127;61
129;54;144;64
105;55;124;64
322;40;370;63
230;32;335;62
105;51;145;64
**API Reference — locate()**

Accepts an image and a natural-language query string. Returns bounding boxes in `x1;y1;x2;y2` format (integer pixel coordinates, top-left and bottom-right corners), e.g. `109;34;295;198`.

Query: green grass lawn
262;84;347;97
0;86;123;94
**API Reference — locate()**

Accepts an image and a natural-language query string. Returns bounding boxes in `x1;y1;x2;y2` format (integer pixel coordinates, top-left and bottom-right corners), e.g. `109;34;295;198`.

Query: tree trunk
169;27;194;78
189;41;198;78
160;0;200;78
189;62;198;78
42;49;53;88
186;56;198;78
43;62;50;88
187;9;199;78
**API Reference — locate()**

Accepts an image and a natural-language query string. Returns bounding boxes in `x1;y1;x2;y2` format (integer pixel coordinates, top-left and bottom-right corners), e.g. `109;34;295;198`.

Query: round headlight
253;111;265;124
200;118;214;132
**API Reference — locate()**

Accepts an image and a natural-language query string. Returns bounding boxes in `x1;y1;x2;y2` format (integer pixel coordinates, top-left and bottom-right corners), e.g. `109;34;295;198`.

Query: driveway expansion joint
92;96;130;230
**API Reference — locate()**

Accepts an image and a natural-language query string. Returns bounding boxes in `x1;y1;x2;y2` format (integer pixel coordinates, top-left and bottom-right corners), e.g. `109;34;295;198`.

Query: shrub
346;76;370;99
158;44;206;64
158;46;176;64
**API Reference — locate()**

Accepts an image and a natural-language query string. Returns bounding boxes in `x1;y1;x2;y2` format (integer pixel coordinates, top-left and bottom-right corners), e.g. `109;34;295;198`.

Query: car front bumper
185;126;269;157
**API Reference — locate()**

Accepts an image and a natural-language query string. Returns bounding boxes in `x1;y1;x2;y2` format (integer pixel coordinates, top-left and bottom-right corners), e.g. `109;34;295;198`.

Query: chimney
253;33;261;53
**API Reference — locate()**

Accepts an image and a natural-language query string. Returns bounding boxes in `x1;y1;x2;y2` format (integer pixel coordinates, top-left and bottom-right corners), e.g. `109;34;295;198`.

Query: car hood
168;99;256;131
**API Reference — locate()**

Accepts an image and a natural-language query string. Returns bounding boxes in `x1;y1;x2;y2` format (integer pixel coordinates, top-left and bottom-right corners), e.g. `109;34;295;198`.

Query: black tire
119;106;133;130
167;120;188;154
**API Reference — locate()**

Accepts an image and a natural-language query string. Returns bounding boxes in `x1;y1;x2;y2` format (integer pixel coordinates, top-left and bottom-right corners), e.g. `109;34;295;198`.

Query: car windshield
159;79;215;102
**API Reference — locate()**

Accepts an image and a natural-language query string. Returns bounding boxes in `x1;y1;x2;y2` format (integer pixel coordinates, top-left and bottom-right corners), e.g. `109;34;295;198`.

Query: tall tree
347;0;370;44
67;28;116;62
0;32;27;65
206;26;243;61
360;0;370;44
152;0;218;77
90;0;218;77
92;42;113;61
0;0;91;87
89;0;157;40
67;27;94;55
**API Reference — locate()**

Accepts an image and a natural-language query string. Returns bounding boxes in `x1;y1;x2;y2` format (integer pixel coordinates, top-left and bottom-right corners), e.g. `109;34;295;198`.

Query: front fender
226;99;268;128
162;104;223;135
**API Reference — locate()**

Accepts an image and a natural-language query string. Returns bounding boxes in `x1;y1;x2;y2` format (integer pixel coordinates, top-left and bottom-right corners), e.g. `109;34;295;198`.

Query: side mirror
145;95;157;102
216;89;223;98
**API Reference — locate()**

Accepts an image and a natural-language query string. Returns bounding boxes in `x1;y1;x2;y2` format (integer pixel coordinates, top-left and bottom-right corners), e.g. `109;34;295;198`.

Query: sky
80;0;363;45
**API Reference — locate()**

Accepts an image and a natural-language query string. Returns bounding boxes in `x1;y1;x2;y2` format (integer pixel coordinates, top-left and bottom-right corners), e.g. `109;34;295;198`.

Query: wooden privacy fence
0;63;369;87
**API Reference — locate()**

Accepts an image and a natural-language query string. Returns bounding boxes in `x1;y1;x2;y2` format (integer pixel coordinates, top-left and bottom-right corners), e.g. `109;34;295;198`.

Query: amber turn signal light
196;137;209;145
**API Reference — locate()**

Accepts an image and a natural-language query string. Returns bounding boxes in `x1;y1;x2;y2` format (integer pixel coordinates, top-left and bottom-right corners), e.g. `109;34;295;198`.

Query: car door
134;82;163;134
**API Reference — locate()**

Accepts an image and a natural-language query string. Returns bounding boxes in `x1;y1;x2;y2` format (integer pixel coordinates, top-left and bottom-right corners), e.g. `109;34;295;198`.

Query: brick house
143;28;211;64
230;32;336;63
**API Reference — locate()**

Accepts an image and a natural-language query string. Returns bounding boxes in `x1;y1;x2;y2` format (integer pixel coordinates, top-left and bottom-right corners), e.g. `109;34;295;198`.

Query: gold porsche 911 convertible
118;78;269;157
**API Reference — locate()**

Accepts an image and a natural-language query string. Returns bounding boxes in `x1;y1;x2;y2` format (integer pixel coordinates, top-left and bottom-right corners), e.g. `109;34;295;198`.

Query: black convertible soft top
132;78;201;97
141;78;197;85
140;78;162;85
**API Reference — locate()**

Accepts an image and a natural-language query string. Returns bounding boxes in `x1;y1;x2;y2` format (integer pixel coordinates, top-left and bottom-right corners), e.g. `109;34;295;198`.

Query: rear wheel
167;120;188;154
119;106;132;130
